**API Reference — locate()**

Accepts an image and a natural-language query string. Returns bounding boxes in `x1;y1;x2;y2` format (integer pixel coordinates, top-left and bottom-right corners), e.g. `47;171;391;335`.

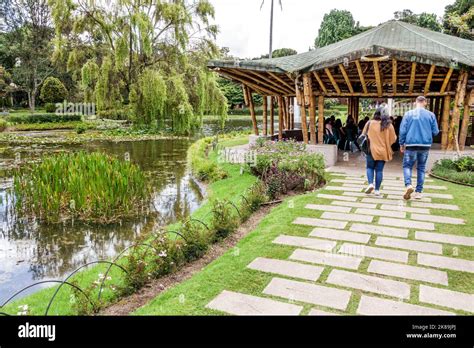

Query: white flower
98;273;105;280
18;304;28;311
159;250;167;258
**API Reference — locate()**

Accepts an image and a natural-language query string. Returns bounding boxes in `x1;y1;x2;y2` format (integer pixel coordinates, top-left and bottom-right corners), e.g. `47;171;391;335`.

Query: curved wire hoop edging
226;201;241;218
184;218;210;231
0;280;97;315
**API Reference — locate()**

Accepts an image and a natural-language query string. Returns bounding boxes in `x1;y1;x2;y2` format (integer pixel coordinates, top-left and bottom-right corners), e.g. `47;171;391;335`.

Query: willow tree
48;0;227;134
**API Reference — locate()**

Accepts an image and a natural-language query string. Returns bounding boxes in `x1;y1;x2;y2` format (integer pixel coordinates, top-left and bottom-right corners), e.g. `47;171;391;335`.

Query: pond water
0;117;257;303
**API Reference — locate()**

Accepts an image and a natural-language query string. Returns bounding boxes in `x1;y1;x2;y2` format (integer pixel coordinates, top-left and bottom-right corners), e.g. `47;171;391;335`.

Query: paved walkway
205;168;474;315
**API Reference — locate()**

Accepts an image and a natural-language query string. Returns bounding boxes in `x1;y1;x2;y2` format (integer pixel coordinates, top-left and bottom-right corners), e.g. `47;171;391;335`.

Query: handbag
357;121;371;155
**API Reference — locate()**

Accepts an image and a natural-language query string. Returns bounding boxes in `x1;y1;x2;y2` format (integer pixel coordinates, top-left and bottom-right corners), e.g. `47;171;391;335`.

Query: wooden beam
392;58;397;95
373;61;383;97
441;95;451;150
277;96;284;141
459;90;472;150
447;71;468;150
424;65;436;95
262;96;268;136
355;60;368;94
339;64;354;94
300;103;308;144
249;71;293;95
270;97;275;135
440;68;454;94
409;62;417;94
246;86;259;136
219;70;274;96
317;96;324;145
227;68;285;95
309;92;455;97
268;72;294;91
324;68;341;94
312;71;328;94
242;84;249;106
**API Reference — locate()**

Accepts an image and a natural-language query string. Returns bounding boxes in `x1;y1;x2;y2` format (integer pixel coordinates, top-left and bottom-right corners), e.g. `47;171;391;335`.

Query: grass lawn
134;175;474;316
0;134;256;315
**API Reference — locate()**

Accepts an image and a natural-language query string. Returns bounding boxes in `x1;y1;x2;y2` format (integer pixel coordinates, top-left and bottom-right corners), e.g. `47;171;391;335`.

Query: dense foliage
4;113;81;124
432;156;474;185
443;0;474;39
394;9;443;32
13;152;151;223
40;76;68;103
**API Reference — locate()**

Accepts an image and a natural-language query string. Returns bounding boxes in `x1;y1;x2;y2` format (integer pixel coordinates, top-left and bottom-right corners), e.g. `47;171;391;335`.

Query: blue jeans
403;149;430;192
366;154;386;190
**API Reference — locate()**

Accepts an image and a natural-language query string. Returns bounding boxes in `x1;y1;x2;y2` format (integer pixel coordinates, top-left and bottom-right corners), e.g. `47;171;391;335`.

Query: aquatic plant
13;151;151;223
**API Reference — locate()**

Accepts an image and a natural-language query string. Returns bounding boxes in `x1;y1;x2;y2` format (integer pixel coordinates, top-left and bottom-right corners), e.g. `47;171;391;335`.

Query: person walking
363;107;397;196
399;96;440;200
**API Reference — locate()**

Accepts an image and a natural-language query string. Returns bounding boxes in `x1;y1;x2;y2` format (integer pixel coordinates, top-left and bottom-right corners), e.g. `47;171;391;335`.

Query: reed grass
13;151;150;223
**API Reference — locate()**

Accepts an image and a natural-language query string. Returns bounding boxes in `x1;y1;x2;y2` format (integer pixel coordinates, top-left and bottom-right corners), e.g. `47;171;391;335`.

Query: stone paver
331;179;366;184
308;309;339;315
416;192;453;199
386;195;432;202
380;204;430;214
317;194;357;202
263;277;352;310
378;217;435;231
357;295;454;315
293;217;348;229
375;236;443;254
355;208;406;219
368;260;449;285
410;202;459;211
321;212;374;223
419;285;474;313
325;186;362;192
362;198;407;205
273;235;336;252
290;249;362;270
247;257;325;281
206;290;303;315
327;269;410;299
310;228;371;244
417;253;474;273
305;204;352;213
415;231;474;247
338;243;409;263
331;201;377;209
411;213;465;225
344;192;375;198
350;223;408;238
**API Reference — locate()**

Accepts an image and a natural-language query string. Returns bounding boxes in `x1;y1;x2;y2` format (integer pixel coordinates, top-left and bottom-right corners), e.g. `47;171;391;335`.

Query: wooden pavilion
208;20;474;150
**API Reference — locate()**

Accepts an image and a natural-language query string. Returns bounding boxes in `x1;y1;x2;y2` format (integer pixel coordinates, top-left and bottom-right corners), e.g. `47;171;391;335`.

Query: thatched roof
208;20;474;74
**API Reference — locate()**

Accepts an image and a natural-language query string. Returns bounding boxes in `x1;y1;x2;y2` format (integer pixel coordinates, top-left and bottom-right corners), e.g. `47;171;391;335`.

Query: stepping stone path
206;170;473;316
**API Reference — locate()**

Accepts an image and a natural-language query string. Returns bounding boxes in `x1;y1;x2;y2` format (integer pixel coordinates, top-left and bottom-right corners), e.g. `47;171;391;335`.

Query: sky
209;0;454;58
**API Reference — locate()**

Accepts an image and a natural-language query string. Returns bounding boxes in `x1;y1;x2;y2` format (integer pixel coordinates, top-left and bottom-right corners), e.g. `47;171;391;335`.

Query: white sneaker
365;184;375;194
413;192;423;200
403;185;414;200
374;190;381;197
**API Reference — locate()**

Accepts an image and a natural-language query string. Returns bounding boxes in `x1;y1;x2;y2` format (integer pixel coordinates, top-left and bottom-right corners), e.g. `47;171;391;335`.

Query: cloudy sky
209;0;454;58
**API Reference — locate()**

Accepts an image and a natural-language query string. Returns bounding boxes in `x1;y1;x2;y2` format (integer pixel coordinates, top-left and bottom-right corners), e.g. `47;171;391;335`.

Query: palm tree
260;0;283;58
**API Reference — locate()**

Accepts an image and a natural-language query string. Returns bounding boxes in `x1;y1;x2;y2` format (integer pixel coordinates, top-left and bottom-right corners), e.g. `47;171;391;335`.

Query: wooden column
246;87;259;136
434;97;441;121
270;97;275;136
262;96;268;136
300;103;309;144
281;97;287;130
290;98;294;129
277;96;284;140
441;95;451;150
303;73;317;144
459;90;473;151
347;98;352;119
447;71;468;151
317;96;324;145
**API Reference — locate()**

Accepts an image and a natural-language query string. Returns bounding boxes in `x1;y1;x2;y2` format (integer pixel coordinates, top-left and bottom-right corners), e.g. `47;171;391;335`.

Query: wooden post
447;71;468;150
282;97;287;130
300;103;309;144
263;96;268;136
317;96;324;145
303;73;317;144
270;97;275;136
434;97;441;120
459;90;472;151
441;95;451;150
247;87;259;136
354;97;360;123
347;98;352;119
289;98;294;129
278;96;284;141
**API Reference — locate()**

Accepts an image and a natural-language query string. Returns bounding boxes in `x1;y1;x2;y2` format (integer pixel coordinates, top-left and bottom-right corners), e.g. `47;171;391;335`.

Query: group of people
362;96;439;200
323;115;360;151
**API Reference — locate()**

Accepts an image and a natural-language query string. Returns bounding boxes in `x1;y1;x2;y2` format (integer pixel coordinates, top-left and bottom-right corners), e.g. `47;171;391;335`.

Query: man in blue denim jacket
399;96;439;200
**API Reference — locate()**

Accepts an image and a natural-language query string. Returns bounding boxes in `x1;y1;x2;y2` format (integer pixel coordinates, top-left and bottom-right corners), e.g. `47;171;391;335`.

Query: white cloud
209;0;453;58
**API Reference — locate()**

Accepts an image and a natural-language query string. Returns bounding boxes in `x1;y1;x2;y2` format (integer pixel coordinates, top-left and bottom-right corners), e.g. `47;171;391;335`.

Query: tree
0;65;16;107
40;76;68;103
48;0;227;134
258;48;297;59
443;0;474;40
315;9;369;48
394;9;442;32
0;0;55;112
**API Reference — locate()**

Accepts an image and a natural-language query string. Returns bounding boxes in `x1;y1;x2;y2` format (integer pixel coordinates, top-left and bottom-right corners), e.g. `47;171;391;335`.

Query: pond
0;116;258;303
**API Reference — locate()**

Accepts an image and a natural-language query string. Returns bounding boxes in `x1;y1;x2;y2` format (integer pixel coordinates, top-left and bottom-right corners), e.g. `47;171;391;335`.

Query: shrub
44;102;57;113
97;109;130;120
188;137;227;182
179;220;209;262
432;156;474;185
75;123;87;134
13;152;151;223
240;181;268;221
40;77;68;103
5;113;82;124
210;199;239;241
0;118;7;132
249;140;326;199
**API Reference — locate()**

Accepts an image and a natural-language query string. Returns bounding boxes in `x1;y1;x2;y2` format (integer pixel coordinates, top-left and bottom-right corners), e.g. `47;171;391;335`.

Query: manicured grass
134;175;474;316
9;121;90;131
1;135;255;315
